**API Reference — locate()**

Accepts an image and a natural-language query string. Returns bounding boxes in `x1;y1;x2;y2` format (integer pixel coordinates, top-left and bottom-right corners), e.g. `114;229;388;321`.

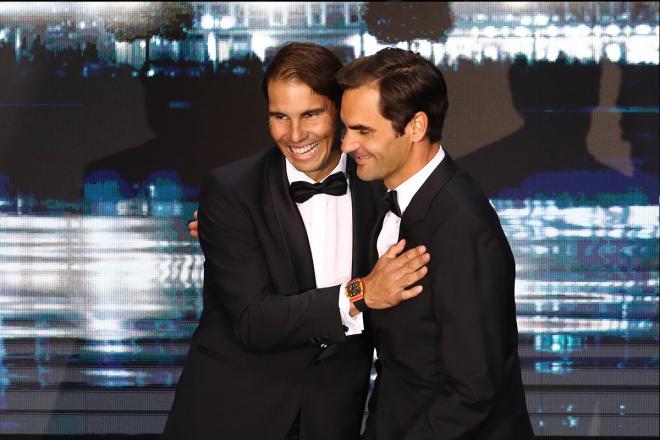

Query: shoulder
431;167;505;237
448;170;496;218
198;148;279;226
199;147;279;213
429;172;514;266
203;147;278;191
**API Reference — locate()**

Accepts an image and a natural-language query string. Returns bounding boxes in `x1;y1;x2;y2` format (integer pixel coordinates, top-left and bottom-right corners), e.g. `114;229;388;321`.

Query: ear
406;111;429;143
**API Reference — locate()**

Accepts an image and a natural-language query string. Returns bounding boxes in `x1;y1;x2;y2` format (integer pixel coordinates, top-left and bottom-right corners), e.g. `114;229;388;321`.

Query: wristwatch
345;278;369;312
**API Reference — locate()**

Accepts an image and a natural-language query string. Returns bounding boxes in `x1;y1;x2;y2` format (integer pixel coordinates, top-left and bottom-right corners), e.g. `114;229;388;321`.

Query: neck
385;142;439;190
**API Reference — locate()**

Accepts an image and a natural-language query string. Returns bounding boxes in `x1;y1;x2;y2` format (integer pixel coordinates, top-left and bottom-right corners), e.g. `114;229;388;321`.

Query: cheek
269;123;286;140
313;117;336;140
382;139;405;161
366;140;384;159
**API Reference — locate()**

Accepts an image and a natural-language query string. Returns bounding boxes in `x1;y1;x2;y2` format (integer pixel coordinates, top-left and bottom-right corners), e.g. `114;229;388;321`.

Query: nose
289;120;307;144
341;132;359;154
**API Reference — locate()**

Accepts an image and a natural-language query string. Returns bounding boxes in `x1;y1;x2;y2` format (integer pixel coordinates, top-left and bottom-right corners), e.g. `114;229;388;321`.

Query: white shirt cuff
338;283;364;336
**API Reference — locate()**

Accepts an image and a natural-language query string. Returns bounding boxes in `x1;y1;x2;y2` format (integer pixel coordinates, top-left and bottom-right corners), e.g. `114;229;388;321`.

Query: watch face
347;282;362;298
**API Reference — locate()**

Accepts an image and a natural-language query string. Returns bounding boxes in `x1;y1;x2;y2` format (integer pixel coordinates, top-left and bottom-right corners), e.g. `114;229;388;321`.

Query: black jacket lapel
368;207;386;267
264;150;317;292
400;152;459;234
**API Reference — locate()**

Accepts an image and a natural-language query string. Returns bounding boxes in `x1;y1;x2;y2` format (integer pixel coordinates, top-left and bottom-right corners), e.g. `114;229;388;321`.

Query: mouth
288;141;320;159
352;152;372;165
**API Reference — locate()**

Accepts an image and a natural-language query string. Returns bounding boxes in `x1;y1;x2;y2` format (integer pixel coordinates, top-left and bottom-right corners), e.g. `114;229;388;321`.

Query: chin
356;167;375;182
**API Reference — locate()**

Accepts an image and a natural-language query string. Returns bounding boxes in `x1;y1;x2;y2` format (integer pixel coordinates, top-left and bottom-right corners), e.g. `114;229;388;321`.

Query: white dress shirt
377;146;446;257
285;153;364;335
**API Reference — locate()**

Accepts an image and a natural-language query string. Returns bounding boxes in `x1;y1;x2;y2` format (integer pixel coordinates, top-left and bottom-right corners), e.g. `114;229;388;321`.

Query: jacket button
382;409;389;415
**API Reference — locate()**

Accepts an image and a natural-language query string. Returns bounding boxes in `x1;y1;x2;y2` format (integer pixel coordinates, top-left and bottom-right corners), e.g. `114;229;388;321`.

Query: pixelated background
0;2;658;437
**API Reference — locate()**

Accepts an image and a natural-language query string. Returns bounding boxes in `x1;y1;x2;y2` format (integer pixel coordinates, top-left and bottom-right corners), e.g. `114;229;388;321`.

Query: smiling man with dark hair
338;48;534;440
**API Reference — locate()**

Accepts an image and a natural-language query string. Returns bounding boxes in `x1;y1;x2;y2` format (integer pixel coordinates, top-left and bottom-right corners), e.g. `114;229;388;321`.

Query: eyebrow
302;108;326;114
268;107;326;117
347;124;374;131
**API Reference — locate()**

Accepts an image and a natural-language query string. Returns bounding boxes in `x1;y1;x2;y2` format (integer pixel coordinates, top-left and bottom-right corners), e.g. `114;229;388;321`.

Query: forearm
202;247;348;352
233;285;348;351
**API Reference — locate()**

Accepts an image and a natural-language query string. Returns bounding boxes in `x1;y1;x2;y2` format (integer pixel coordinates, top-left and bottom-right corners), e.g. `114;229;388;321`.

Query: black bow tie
289;172;348;203
384;190;402;217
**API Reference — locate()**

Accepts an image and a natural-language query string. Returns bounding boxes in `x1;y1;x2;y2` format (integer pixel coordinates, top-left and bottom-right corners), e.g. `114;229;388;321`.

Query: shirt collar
390;145;445;215
286;152;347;185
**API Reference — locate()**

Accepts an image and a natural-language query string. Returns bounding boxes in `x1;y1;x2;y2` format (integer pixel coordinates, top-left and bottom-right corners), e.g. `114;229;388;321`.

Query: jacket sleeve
404;215;520;439
197;171;346;353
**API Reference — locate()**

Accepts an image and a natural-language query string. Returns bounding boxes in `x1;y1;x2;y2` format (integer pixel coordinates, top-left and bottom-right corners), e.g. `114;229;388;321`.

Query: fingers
368;241;430;308
188;219;199;239
400;266;426;288
188;211;199;238
398;251;430;275
400;284;423;301
403;245;426;260
387;245;427;268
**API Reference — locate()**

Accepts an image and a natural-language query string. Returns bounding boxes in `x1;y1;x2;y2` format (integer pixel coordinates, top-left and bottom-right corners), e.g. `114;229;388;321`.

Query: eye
303;111;320;119
358;129;370;136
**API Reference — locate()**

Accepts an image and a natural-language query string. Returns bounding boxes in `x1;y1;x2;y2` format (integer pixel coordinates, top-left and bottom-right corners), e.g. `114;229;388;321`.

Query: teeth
290;142;319;155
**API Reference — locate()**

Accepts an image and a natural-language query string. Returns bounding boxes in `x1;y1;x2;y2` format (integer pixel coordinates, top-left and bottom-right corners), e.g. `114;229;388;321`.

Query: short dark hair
261;42;343;108
336;48;449;143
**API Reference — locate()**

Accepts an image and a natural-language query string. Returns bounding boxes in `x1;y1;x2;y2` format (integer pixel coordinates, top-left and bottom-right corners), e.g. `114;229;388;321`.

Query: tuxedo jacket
163;147;378;440
364;154;534;440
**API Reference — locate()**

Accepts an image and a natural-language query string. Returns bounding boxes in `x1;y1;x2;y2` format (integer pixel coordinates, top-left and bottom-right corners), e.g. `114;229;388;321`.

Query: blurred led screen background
0;1;658;437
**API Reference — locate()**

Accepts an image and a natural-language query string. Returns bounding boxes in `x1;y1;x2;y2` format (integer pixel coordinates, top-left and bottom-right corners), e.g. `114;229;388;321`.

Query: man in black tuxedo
163;43;429;440
337;48;535;439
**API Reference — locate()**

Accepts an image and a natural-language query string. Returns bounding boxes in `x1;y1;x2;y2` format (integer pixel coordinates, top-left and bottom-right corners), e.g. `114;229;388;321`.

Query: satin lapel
264;150;317;292
400;152;459;232
368;208;386;268
348;158;379;278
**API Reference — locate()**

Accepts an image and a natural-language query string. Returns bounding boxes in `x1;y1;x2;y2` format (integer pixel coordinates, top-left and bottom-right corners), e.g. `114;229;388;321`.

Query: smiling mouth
289;141;320;156
353;152;372;163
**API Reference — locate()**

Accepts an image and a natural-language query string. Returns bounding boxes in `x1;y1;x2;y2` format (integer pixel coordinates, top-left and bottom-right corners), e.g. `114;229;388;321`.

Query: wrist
361;275;373;308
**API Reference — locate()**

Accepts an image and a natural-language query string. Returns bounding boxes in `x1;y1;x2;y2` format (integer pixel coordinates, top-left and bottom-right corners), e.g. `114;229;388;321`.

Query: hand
362;240;429;310
188;210;199;239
